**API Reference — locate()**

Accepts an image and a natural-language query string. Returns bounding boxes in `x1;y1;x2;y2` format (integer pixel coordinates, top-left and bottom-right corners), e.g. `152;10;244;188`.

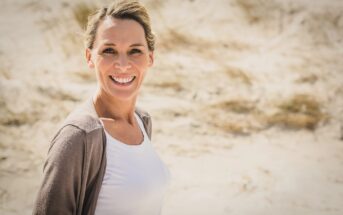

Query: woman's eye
103;48;116;54
129;49;142;55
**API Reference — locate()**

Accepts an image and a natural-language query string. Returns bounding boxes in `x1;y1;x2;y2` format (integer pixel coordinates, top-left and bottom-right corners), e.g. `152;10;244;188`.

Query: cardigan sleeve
33;125;86;215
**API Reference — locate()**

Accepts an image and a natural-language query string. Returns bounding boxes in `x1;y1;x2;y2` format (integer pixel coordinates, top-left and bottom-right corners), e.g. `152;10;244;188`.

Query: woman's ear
148;51;154;67
86;48;94;68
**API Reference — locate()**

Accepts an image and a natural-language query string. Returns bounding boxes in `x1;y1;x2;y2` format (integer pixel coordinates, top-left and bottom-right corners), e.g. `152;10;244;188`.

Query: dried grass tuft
0;68;11;80
235;0;281;24
203;99;260;135
0;98;41;126
224;66;252;85
1;109;40;126
210;99;255;114
278;94;322;116
157;28;215;57
151;81;183;92
72;2;97;29
201;94;327;134
158;29;195;50
211;120;255;135
36;86;80;102
296;74;318;84
266;94;327;130
71;70;96;82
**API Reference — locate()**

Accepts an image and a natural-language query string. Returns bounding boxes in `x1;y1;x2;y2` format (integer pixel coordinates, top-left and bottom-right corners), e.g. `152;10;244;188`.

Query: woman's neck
92;90;137;124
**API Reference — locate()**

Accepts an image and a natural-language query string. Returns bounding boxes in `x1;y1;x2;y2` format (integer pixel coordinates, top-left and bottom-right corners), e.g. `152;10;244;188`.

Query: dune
0;0;342;214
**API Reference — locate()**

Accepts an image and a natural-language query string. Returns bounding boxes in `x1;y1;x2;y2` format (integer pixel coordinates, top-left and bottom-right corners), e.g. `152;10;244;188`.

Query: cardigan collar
63;97;152;139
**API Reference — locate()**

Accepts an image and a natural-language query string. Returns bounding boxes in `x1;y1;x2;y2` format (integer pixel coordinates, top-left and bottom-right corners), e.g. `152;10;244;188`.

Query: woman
33;1;170;214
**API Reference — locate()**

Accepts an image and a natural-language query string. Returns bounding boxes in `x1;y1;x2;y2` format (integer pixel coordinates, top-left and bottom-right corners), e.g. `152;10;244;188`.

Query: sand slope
0;0;343;214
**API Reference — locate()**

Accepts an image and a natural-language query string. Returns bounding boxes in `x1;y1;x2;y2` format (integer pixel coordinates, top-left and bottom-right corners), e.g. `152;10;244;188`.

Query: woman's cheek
132;56;149;67
98;57;114;71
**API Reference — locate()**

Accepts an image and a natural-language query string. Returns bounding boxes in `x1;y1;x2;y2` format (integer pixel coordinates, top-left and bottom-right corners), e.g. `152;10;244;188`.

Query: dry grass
36;5;85;57
235;0;261;23
158;28;195;50
151;81;183;92
70;70;96;82
222;41;252;51
157;27;251;63
35;85;80;102
210;120;256;135
72;2;97;29
0;67;10;80
265;94;327;130
302;9;343;46
0;84;77;127
203;99;260;135
210;99;255;114
296;74;318;84
0;109;40;126
266;113;322;130
201;94;327;134
0;99;41;126
37;16;61;31
207;109;263;135
22;0;46;12
157;28;216;58
159;108;188;119
235;0;281;24
278;94;322;116
224;66;252;85
60;33;84;57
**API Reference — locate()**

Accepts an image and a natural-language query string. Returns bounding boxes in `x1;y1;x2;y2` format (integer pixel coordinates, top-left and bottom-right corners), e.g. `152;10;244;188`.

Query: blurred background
1;0;343;214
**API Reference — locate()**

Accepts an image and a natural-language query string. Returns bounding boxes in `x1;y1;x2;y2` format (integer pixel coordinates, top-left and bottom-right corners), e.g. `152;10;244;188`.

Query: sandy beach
1;0;343;214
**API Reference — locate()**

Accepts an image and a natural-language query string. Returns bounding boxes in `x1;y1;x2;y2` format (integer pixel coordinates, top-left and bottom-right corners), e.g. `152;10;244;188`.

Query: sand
1;0;343;214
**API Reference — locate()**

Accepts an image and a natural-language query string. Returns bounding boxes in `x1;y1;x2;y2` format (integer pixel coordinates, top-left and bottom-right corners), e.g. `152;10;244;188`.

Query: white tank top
94;113;170;215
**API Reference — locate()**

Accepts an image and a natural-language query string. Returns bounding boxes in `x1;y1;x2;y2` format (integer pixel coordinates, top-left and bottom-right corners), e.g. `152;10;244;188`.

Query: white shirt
94;113;170;215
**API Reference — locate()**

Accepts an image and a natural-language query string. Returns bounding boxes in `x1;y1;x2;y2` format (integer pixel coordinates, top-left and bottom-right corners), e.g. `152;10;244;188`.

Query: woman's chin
101;80;140;101
108;90;139;102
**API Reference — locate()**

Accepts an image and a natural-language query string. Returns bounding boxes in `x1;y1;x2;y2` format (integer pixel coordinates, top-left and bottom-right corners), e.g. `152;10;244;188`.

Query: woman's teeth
110;75;135;84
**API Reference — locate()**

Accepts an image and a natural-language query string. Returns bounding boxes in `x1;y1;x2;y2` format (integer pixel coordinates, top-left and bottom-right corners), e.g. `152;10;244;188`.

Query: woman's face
86;17;153;101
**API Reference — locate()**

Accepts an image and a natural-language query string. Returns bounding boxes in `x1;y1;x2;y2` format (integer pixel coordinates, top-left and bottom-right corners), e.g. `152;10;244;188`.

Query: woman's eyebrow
130;43;144;47
101;42;144;47
103;42;115;46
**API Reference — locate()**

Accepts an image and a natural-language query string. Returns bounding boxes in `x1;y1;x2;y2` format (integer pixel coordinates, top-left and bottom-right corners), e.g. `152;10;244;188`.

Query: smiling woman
32;1;170;215
86;17;153;102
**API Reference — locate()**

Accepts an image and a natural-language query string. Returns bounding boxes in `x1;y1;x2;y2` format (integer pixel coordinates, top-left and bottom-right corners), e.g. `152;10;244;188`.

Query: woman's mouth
109;75;136;86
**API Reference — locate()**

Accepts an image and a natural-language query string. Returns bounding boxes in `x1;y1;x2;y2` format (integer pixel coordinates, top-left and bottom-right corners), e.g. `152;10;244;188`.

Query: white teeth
111;76;135;84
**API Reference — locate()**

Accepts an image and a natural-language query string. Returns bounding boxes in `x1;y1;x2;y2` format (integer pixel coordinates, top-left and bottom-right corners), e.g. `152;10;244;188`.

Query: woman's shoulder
63;98;103;132
49;99;103;148
48;115;104;159
52;115;100;141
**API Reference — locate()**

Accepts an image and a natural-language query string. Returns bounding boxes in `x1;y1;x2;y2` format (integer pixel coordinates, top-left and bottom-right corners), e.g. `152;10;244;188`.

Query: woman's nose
114;55;132;72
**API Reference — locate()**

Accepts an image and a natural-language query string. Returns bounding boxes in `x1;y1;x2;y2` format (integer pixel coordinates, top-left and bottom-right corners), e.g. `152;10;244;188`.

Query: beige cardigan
33;98;152;215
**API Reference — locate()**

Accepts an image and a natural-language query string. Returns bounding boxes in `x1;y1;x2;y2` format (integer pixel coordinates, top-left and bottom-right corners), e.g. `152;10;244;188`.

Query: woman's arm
33;125;86;215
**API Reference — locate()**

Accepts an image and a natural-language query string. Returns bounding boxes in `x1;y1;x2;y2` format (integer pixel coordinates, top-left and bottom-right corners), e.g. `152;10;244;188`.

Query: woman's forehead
95;17;146;46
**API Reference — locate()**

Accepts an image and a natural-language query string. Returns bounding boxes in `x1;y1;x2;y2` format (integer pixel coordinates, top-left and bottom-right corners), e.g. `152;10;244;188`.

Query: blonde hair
85;0;155;51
